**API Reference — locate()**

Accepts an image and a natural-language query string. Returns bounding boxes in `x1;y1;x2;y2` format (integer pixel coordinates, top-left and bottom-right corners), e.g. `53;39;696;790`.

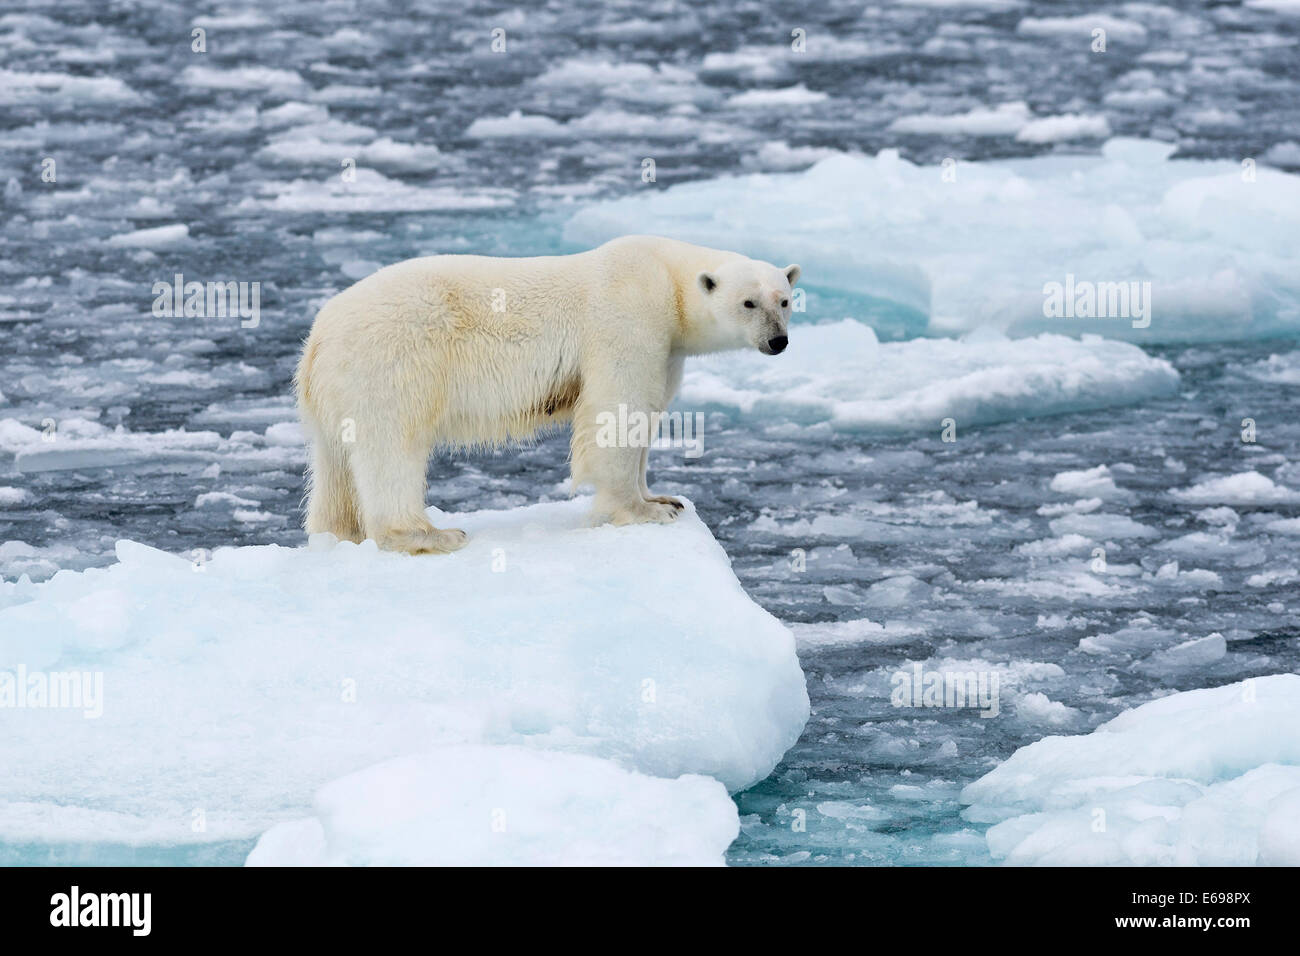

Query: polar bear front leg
637;444;684;511
640;353;686;510
350;441;468;555
591;442;679;525
572;368;680;527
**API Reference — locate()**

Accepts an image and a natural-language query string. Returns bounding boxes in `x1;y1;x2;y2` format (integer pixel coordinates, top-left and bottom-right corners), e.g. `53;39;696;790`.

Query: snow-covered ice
565;140;1300;342
247;746;738;866
0;499;808;864
680;320;1180;430
961;676;1300;865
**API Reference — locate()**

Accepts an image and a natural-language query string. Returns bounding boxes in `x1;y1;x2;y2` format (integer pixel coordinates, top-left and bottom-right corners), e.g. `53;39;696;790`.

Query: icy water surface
4;333;1299;865
2;1;1299;864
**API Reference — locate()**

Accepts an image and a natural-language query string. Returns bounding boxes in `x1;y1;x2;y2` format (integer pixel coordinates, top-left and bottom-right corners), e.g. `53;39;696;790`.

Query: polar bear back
297;236;749;449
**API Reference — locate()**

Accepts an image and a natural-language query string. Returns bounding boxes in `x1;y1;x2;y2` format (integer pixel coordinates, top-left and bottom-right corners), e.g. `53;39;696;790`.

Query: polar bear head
697;259;801;355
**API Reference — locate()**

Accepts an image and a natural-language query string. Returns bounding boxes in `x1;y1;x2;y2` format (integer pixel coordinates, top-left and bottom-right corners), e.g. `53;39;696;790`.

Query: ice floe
679;320;1180;430
0;499;808;864
962;676;1300;865
565;139;1300;342
247;746;738;866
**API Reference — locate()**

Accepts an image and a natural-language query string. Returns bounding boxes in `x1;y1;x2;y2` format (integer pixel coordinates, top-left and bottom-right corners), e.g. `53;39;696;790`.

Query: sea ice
247;746;738;866
564;140;1300;342
0;499;808;864
679;320;1179;430
961;676;1300;865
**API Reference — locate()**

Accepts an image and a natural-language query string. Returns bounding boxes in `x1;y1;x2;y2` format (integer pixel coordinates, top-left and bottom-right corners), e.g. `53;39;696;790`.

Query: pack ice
565;139;1300;343
961;675;1300;865
681;320;1179;430
0;499;809;865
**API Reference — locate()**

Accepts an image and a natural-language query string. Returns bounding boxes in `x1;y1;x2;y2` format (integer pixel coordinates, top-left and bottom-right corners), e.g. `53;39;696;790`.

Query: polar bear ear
698;272;719;294
784;264;802;286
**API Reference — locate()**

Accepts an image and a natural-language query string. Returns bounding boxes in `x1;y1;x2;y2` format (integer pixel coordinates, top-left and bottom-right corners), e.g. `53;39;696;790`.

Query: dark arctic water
2;1;1299;864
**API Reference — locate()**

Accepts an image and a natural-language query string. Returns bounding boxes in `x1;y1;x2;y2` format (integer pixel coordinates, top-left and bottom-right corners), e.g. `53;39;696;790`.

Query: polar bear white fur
295;235;800;554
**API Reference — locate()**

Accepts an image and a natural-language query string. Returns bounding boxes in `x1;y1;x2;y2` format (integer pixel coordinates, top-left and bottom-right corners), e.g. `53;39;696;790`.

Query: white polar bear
295;235;800;554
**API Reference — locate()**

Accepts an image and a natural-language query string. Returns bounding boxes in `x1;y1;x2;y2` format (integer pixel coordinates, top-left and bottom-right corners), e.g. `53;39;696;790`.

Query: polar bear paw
644;495;685;511
610;499;682;526
376;525;469;555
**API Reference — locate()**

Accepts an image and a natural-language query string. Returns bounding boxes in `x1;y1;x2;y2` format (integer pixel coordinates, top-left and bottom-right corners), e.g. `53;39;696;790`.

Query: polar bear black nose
767;335;788;354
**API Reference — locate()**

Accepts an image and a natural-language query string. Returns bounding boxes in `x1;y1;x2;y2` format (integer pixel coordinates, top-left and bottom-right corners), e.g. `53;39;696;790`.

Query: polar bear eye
743;300;755;309
781;299;789;308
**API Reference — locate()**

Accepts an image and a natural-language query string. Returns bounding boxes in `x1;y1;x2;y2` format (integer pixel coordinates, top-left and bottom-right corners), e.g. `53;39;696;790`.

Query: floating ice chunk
1172;471;1300;505
816;801;892;826
1016;15;1149;44
747;141;846;170
564;141;1300;341
725;84;827;109
889;102;1031;137
191;12;269;29
104;224;188;248
0;498;807;862
1134;633;1227;674
0;68;140;104
260;102;329;128
1016;533;1094;557
679;321;1179;430
534;59;697;92
1196;506;1240;527
262;422;304;446
194;492;259;509
861;574;932;609
2;419;298;475
1078;624;1180;656
790;617;921;648
1036;498;1103;517
1015;114;1110;144
1236;350;1300;385
1047;512;1159;540
1015;691;1082;728
1148;564;1222;588
1246;568;1300;588
253;168;514;213
1049;465;1127;499
962;675;1300;864
699;48;790;82
247;746;738;866
179;65;308;94
466;109;714;140
260;133;442;172
1103;87;1172;109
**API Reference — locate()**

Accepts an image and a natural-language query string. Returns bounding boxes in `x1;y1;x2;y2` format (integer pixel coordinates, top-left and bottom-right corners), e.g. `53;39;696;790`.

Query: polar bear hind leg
304;439;364;543
347;438;467;555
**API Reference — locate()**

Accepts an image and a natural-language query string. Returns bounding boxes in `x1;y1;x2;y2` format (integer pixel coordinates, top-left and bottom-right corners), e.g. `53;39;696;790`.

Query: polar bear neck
619;236;747;356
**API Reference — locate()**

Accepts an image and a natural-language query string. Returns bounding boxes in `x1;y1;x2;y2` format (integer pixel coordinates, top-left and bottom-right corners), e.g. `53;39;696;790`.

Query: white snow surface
564;139;1300;342
247;746;738;866
0;498;808;865
681;321;1179;429
961;676;1300;865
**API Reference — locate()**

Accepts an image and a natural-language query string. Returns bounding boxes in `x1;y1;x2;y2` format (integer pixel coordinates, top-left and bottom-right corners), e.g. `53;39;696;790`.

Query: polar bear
294;235;800;554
